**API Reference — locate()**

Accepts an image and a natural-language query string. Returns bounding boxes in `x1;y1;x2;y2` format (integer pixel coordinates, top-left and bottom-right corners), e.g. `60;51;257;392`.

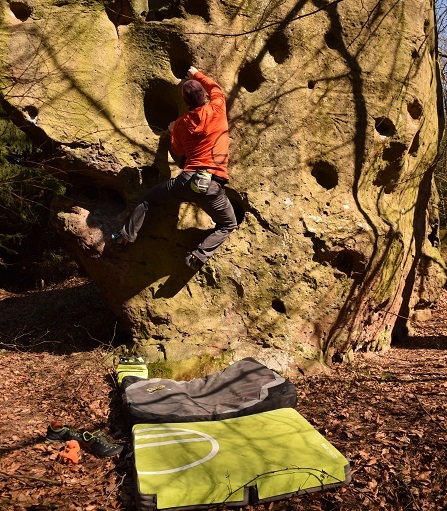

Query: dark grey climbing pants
120;172;237;263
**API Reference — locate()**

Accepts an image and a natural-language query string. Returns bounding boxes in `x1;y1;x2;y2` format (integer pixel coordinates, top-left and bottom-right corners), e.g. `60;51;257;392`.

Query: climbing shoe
81;431;123;458
185;253;204;271
45;421;83;444
111;232;129;246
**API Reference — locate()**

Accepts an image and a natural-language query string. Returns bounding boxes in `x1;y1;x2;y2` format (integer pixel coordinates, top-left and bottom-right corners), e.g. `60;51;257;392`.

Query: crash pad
133;407;351;510
122;357;297;424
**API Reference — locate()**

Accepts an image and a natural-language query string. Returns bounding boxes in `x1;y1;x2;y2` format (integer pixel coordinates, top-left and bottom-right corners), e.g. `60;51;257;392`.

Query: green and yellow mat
133;407;351;510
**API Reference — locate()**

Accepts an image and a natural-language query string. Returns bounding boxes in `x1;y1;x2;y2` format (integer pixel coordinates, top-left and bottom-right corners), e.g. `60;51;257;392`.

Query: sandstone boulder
1;0;445;375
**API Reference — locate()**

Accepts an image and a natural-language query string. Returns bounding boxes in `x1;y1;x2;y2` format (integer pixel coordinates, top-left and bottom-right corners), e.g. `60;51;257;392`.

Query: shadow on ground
395;335;447;350
0;278;127;354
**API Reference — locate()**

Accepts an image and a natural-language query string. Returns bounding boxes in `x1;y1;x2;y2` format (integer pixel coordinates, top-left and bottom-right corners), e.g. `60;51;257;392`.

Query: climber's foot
112;232;129;247
185;253;205;271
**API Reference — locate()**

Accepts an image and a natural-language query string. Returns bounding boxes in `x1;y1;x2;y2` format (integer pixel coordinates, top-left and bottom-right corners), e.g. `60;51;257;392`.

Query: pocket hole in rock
272;298;286;314
144;80;181;133
9;1;32;21
375;117;396;137
311;161;338;190
238;61;265;93
266;30;291;64
407;98;423;120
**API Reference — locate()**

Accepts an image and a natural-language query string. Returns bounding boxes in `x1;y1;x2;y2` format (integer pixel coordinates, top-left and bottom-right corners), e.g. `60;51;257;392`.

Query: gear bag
190;169;213;193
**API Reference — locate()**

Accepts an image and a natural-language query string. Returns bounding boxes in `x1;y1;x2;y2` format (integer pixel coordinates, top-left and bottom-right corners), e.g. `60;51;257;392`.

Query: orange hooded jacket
170;72;229;181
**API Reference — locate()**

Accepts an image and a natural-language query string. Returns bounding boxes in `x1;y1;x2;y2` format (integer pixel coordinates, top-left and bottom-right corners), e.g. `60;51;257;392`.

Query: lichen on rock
0;0;445;375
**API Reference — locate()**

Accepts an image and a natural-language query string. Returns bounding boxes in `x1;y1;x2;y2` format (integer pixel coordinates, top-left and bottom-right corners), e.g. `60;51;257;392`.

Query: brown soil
0;279;446;511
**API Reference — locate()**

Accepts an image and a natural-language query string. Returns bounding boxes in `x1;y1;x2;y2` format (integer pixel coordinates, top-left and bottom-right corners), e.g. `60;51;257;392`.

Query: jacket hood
182;107;210;136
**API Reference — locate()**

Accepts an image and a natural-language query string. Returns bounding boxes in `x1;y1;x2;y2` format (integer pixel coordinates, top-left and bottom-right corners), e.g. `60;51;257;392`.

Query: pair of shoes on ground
45;422;123;458
111;232;129;247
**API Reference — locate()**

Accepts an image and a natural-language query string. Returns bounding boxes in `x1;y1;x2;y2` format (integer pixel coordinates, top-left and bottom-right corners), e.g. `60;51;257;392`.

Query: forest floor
0;277;446;511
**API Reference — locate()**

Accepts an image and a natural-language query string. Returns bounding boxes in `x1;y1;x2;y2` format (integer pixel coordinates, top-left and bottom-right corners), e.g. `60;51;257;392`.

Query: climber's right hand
186;66;198;79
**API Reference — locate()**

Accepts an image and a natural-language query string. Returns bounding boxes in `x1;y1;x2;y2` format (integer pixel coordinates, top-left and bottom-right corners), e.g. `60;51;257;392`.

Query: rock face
1;0;445;375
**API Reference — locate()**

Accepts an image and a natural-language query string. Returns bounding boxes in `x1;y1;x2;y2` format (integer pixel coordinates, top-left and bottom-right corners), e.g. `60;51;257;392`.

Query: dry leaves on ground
0;280;446;510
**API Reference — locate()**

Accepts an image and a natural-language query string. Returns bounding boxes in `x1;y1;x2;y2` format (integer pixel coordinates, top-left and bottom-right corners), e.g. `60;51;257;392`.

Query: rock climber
112;66;237;270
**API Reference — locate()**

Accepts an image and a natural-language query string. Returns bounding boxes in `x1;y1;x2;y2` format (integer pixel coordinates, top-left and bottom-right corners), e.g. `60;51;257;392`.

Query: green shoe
81;431;123;458
45;421;83;444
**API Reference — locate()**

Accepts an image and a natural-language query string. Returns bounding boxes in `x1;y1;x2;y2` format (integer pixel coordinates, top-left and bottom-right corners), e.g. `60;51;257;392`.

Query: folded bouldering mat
132;407;351;511
122;357;297;424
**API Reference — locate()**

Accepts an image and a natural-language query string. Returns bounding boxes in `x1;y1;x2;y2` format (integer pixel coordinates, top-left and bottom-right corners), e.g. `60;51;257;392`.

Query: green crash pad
133;407;351;510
